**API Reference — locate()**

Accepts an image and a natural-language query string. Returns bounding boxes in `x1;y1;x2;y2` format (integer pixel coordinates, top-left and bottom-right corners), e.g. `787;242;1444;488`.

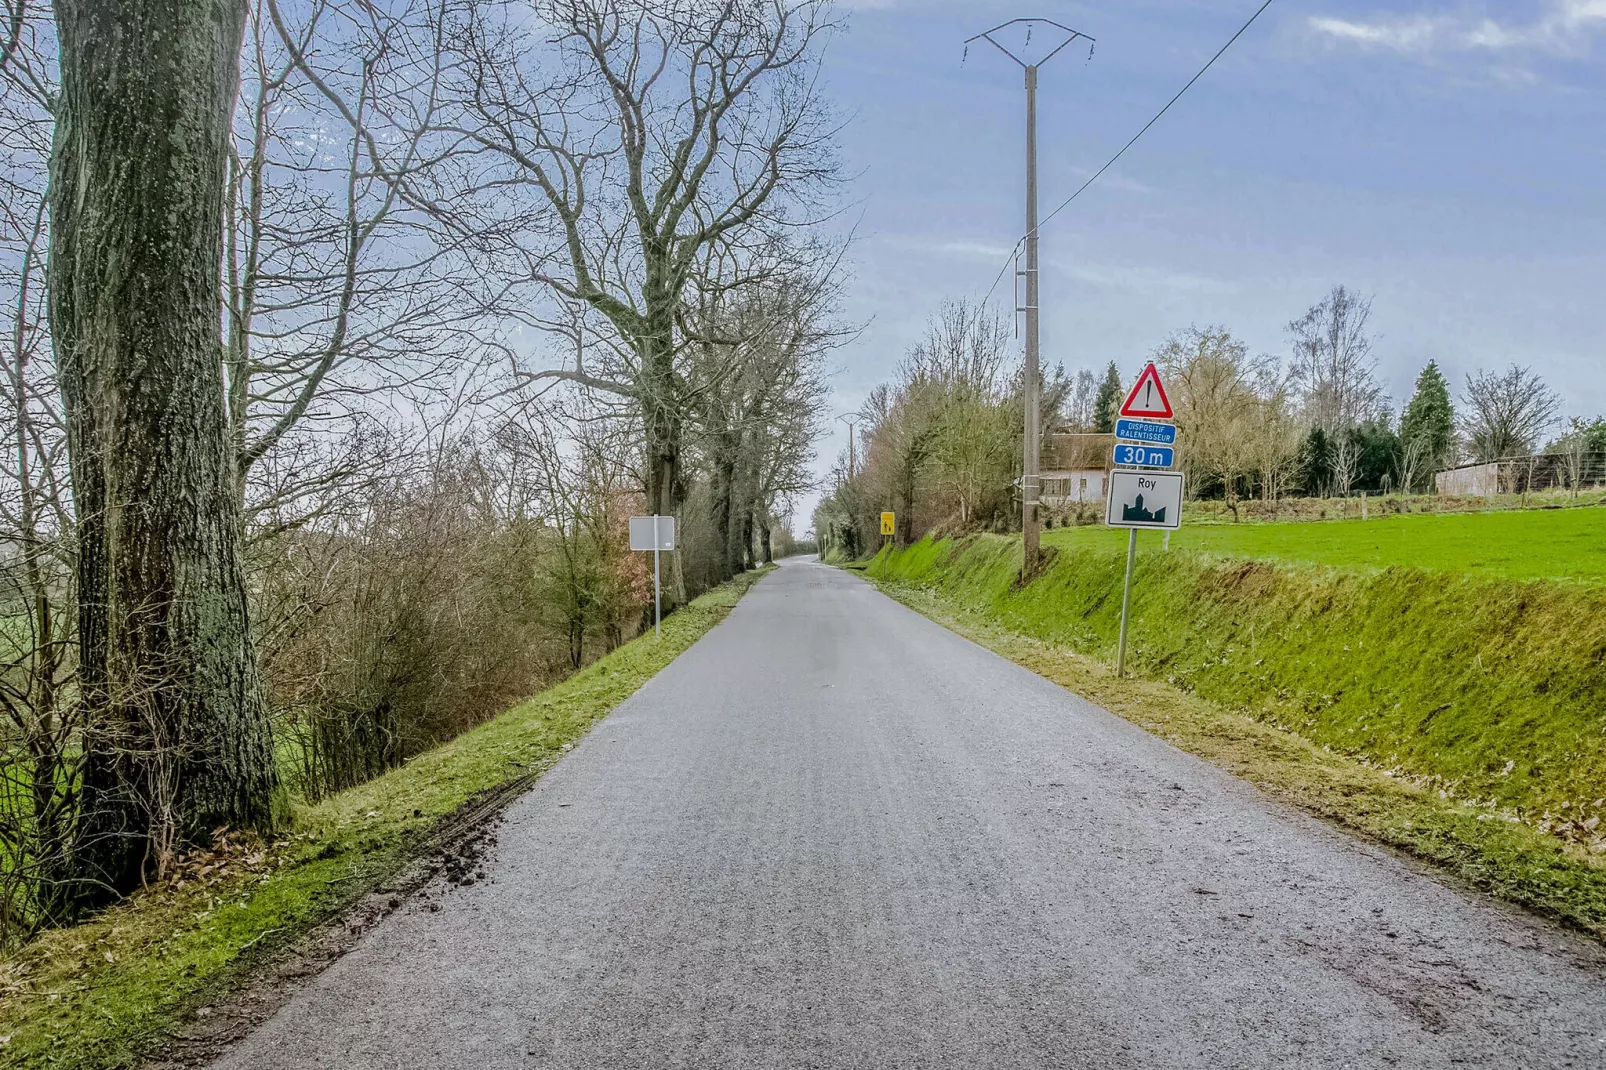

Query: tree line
0;0;845;937
817;285;1600;552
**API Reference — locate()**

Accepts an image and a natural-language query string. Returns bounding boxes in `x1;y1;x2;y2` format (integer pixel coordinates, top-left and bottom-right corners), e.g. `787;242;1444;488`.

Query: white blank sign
1105;470;1185;531
629;515;676;551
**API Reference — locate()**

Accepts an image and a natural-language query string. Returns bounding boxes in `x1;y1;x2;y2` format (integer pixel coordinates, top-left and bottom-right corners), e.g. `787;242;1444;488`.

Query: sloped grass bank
866;538;1606;932
0;571;767;1069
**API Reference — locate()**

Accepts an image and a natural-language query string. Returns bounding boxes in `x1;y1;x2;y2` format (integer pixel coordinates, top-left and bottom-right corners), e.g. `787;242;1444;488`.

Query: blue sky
802;0;1606;520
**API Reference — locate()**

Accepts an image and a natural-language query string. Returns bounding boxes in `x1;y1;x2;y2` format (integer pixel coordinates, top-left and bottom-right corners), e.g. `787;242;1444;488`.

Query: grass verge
868;536;1606;818
0;569;767;1069
863;550;1606;941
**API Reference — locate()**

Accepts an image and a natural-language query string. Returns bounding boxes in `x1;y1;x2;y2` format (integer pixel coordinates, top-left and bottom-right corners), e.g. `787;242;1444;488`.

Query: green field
1045;505;1606;583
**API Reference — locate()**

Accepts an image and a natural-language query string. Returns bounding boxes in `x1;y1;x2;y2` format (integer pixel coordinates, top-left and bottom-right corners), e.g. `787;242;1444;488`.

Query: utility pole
837;413;859;479
966;19;1093;576
1023;61;1041;571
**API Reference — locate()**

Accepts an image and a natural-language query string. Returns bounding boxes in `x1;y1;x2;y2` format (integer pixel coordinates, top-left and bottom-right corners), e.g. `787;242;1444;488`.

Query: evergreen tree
1092;361;1123;433
1298;427;1332;497
1352;420;1402;492
1575;418;1606;456
1398;361;1455;487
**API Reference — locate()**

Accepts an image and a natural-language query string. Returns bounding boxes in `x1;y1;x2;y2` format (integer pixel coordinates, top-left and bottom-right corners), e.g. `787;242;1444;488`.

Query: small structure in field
1437;462;1499;497
1041;433;1115;506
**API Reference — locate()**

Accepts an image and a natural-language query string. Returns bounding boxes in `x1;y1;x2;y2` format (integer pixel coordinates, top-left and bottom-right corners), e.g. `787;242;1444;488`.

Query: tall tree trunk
710;442;736;584
740;501;756;571
639;315;682;520
761;522;773;565
50;0;279;896
726;453;752;578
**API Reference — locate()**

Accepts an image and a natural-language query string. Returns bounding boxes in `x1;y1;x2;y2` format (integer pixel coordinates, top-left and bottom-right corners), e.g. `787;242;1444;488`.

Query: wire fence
1438;452;1606;497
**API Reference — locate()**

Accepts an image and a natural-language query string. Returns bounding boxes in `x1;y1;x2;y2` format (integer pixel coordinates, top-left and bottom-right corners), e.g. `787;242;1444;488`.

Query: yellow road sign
880;511;895;536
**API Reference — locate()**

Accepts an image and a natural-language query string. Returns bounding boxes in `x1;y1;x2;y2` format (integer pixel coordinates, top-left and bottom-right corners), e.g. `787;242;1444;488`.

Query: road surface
215;557;1606;1069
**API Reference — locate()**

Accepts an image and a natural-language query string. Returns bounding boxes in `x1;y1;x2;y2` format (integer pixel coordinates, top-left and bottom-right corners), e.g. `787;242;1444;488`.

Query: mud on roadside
142;774;533;1069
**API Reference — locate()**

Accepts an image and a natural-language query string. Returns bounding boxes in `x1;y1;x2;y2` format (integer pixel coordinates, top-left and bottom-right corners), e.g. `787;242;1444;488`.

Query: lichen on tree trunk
49;0;279;896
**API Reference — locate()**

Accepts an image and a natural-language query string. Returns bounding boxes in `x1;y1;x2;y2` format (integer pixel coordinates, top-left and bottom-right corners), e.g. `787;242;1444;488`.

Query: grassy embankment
0;570;767;1069
863;515;1606;936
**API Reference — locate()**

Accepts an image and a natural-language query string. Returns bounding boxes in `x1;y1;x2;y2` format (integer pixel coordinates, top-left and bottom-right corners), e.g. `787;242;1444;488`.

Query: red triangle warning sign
1119;362;1173;419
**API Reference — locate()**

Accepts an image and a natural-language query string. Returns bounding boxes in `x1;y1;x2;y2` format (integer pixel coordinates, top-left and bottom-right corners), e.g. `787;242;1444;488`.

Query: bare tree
1155;327;1269;515
1063;367;1097;432
1395;432;1433;502
0;18;79;922
0;1;76;923
918;301;1014;528
443;0;844;519
1288;285;1386;434
1460;364;1559;463
502;403;643;667
860;378;941;546
1245;369;1303;506
1328;432;1361;498
50;0;278;894
234;0;502;525
1551;419;1602;500
686;249;837;578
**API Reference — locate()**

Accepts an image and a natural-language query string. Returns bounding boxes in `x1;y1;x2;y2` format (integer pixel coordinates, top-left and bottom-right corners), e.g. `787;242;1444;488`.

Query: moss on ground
865;540;1606;937
0;570;766;1069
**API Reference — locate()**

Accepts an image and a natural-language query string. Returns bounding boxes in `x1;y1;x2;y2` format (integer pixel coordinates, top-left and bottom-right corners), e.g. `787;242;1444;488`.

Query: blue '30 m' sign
1113;443;1175;468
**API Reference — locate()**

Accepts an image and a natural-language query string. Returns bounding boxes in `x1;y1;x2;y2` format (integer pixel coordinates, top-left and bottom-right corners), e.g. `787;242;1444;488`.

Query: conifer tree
1092;361;1124;434
1399;361;1456;488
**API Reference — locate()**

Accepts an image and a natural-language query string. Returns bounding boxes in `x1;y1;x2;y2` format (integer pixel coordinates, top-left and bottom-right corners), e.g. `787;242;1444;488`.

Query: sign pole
1116;528;1137;677
1108;361;1179;679
653;517;662;640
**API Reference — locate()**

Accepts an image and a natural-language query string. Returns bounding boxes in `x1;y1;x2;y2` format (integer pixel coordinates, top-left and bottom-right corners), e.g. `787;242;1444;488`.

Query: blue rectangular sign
1113;443;1175;468
1115;418;1177;445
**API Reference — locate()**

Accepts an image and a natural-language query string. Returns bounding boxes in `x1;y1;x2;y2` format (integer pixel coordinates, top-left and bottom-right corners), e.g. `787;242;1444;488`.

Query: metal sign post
1118;529;1138;675
1106;364;1182;677
629;516;677;640
1105;469;1185;676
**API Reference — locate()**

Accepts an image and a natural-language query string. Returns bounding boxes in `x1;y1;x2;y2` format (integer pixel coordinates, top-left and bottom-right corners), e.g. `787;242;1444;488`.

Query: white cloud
1050;259;1240;297
1309;1;1606;57
882;236;1017;261
1310;14;1445;52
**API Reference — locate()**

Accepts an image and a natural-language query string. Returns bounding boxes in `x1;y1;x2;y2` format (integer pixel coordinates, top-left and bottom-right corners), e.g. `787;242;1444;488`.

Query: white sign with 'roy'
1105;470;1185;531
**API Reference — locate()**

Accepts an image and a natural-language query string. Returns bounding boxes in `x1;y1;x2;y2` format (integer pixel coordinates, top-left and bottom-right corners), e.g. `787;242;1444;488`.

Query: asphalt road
215;557;1606;1069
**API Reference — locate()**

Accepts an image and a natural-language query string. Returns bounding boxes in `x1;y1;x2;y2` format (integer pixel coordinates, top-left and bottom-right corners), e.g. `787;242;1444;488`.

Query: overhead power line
981;0;1277;306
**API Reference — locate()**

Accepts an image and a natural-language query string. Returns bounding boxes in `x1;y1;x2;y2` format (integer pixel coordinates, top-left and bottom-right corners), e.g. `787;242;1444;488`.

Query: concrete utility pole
1023;62;1041;571
837;413;859;479
966;19;1093;576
